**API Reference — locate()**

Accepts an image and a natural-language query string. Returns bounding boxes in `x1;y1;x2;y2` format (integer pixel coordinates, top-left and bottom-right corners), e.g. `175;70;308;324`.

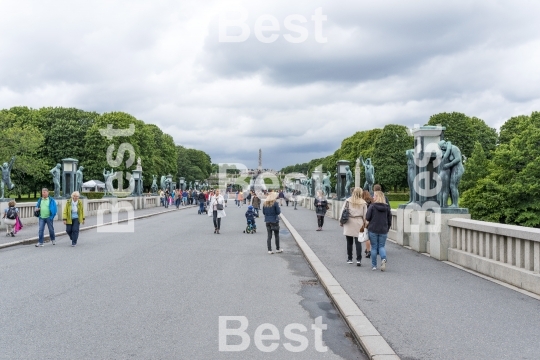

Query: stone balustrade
1;196;161;228
447;218;540;295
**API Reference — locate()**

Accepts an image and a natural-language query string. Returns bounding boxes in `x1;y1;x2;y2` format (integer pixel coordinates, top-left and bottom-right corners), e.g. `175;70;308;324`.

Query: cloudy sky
1;0;539;169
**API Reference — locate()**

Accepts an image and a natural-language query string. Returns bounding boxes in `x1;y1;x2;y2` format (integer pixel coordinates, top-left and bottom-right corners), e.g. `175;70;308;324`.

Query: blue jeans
183;197;187;205
368;232;387;268
38;217;55;244
199;201;205;213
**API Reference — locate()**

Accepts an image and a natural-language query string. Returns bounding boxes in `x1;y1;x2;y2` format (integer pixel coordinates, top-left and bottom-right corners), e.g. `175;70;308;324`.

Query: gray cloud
1;0;539;170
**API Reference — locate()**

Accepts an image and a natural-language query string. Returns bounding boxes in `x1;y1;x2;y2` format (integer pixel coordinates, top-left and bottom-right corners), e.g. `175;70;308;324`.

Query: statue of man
322;171;331;197
76;166;84;193
406;149;416;203
1;156;16;199
160;176;166;191
345;165;353;197
438;141;465;207
50;163;61;197
361;157;375;193
151;175;158;194
103;168;116;196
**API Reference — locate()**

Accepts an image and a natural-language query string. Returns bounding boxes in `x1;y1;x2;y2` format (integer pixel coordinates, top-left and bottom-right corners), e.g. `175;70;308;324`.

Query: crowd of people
21;183;391;272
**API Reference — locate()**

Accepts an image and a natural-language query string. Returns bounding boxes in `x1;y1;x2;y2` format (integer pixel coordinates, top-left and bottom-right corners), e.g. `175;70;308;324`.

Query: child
245;205;257;230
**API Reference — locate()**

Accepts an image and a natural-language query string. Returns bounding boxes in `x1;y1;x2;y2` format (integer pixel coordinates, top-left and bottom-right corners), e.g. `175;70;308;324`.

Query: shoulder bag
216;197;224;210
339;201;350;225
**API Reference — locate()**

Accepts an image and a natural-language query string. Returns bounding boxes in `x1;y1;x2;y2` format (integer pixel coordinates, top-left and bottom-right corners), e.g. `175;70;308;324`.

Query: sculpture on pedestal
345;166;353;197
151;175;158;194
1;156;16;200
438;141;465;208
361;157;375;193
50;163;61;198
75;166;84;193
322;171;331;198
103;168;117;196
160;176;166;191
189;181;193;190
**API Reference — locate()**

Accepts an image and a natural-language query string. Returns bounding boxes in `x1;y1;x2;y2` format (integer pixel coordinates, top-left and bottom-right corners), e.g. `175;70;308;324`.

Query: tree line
282;111;540;227
0;107;212;197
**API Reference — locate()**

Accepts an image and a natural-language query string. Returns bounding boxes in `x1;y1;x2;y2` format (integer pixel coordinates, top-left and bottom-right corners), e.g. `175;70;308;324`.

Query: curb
280;213;400;360
0;206;196;250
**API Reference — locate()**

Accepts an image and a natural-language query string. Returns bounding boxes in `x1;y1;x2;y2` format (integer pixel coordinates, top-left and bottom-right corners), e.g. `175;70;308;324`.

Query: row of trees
0;107;212;197
281;112;540;227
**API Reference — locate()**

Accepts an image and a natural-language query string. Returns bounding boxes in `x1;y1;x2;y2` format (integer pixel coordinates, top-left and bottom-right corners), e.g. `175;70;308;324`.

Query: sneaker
381;259;387;272
10;232;14;237
52;240;56;245
372;267;377;271
71;244;75;247
35;243;44;247
276;249;283;253
357;261;361;267
347;259;353;264
268;251;274;254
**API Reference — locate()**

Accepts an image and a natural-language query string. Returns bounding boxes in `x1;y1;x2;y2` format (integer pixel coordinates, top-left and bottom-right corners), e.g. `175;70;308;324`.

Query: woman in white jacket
209;189;226;234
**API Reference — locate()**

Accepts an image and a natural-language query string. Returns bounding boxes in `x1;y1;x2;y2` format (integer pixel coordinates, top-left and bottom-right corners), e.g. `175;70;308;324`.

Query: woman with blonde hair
366;191;392;271
63;191;85;246
263;192;282;254
362;189;374;258
208;189;226;234
339;187;367;266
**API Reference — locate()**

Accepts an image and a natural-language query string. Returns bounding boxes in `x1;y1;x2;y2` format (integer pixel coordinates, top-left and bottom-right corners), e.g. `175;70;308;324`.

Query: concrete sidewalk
280;205;540;360
0;204;196;248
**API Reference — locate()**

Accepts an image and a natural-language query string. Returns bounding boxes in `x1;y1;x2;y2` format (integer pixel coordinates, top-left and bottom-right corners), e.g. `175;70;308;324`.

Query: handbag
268;222;280;231
34;209;40;217
359;225;369;243
339;201;350;225
216;198;224;211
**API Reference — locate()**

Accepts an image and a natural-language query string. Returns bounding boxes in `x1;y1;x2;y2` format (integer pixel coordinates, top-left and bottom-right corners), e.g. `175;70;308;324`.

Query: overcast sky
1;0;539;170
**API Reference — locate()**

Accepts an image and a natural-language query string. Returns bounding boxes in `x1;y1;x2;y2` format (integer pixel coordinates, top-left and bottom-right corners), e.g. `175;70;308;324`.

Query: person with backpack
35;188;58;247
366;190;392;271
3;200;18;237
62;191;85;246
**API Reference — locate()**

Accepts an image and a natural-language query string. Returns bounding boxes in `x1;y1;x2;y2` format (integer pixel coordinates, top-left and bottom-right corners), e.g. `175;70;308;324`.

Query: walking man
35;188;57;246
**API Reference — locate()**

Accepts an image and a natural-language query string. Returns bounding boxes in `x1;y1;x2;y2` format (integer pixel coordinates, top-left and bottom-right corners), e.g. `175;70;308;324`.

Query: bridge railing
448;218;540;295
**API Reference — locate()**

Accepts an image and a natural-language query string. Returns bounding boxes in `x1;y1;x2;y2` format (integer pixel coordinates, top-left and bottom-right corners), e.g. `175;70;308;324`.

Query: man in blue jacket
35;188;58;247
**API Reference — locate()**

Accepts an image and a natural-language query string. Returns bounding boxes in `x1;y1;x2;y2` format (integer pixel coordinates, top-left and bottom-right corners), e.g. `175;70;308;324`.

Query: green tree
427;112;497;158
460;141;489;193
371;125;413;191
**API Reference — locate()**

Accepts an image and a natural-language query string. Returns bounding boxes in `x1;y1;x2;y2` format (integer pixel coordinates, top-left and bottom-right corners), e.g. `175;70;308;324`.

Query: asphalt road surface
281;204;540;360
0;202;367;360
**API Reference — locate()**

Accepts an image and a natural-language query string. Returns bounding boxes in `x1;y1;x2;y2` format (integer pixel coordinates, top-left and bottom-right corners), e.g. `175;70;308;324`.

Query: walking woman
314;190;328;231
63;191;85;246
3;200;18;237
339;188;368;266
263;192;282;254
208;189;226;234
362;190;374;258
237;191;244;207
366;190;392;271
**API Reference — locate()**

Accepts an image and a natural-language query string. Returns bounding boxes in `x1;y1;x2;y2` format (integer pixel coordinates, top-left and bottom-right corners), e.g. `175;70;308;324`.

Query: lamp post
336;160;349;200
130;170;142;196
179;177;185;191
62;158;78;198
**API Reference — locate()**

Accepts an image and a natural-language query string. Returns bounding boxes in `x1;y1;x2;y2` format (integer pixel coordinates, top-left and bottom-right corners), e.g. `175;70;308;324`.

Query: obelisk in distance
258;149;262;173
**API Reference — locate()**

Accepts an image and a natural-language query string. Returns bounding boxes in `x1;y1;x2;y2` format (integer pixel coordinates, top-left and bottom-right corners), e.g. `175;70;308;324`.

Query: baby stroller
243;219;256;234
198;203;208;215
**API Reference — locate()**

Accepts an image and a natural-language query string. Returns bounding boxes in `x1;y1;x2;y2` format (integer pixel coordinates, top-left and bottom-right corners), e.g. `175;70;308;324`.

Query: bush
82;192;104;199
386;193;409;201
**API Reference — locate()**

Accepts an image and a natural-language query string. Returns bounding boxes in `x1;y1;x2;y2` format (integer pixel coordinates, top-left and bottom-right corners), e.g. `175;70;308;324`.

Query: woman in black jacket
366;191;392;271
314;190;328;231
262;192;282;254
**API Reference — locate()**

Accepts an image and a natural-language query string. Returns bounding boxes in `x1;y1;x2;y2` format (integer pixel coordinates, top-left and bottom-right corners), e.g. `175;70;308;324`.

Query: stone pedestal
55;199;67;221
409;210;429;253
428;210;471;260
396;207;411;246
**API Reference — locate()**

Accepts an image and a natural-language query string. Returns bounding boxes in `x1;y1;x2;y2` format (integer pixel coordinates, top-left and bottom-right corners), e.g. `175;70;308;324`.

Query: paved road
281;204;540;360
0;203;366;359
